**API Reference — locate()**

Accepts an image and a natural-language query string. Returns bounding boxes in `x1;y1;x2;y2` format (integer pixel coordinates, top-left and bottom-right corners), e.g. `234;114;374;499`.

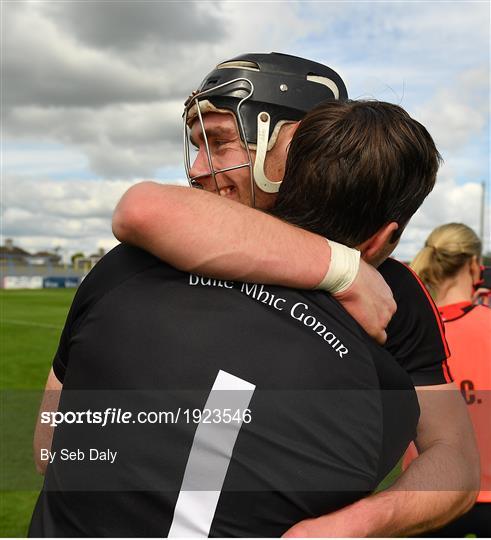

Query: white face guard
183;78;288;207
183;78;257;206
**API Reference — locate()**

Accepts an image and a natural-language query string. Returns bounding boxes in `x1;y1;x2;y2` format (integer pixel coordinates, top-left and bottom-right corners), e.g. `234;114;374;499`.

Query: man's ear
358;222;399;263
284;122;300;153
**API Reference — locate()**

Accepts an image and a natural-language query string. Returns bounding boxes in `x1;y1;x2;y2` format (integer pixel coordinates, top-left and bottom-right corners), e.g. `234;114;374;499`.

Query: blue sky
2;0;489;259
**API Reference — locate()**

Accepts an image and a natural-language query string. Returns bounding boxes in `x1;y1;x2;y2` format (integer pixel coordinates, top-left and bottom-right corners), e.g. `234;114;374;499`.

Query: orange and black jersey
379;258;452;386
439;301;491;503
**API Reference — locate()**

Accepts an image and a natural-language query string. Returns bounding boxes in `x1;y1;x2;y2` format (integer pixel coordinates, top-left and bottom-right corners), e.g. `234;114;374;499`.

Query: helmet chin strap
253;112;282;194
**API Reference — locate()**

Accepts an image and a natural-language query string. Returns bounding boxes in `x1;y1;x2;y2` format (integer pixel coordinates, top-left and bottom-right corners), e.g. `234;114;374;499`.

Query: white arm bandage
315;239;361;294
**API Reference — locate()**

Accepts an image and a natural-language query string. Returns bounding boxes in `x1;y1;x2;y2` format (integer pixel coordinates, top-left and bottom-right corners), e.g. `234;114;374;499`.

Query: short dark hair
271;100;442;246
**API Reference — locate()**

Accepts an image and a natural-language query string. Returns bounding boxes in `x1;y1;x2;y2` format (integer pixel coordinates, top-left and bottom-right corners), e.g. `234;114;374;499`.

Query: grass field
0;288;76;537
0;287;404;537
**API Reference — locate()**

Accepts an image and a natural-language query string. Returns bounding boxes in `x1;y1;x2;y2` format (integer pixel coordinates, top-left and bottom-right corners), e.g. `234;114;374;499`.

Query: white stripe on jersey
168;370;255;537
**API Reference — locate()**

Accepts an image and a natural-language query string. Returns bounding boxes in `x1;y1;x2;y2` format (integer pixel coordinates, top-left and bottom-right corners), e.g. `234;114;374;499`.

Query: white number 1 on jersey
168;370;256;537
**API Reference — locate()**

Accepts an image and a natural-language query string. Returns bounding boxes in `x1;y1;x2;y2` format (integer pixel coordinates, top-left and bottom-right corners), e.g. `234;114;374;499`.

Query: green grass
0;289;75;537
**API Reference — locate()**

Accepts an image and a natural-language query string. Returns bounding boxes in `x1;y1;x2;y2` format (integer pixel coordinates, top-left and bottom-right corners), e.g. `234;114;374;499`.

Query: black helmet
183;52;348;199
191;52;348;144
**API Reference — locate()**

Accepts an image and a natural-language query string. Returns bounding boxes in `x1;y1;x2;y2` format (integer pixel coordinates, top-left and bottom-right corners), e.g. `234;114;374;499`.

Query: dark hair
271;100;442;246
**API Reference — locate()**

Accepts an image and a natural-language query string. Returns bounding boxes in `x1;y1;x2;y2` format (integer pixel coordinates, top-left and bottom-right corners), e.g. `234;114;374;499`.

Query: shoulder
78;242;181;293
52;244;178;383
379;257;428;298
471;304;491;319
380;257;445;330
381;258;451;386
70;244;153;312
84;243;161;282
65;244;179;341
378;257;408;281
445;303;491;328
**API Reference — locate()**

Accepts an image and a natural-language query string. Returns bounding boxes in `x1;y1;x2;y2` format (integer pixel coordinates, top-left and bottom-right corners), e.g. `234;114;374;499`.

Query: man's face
189;112;289;209
189;111;400;266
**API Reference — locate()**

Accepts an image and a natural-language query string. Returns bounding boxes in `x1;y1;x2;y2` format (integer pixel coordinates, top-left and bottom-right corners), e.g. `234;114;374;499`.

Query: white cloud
4;144;89;177
6;101;184;177
413;68;489;153
2;1;314;178
41;1;226;51
392;64;491;261
4;176;137;218
2;176;142;256
304;1;489;112
3;2;167;109
395;163;489;261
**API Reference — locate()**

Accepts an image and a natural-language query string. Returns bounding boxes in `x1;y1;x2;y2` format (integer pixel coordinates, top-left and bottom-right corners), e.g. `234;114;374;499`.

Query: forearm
377;445;478;535
113;182;330;288
285;445;477;538
352;443;477;538
284;384;480;538
348;386;479;536
34;368;62;474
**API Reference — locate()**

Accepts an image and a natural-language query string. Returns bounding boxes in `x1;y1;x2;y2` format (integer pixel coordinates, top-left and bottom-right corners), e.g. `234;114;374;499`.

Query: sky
1;0;490;261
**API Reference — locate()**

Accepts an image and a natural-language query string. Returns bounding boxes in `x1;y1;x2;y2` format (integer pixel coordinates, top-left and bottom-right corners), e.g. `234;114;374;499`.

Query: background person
409;223;491;537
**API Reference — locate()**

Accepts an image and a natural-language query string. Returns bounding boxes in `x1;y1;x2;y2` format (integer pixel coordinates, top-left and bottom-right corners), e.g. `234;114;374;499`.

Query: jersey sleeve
52;243;161;382
379;258;452;386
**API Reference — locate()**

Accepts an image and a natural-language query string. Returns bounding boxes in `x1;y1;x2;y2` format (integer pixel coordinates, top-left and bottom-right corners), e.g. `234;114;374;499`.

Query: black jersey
29;244;419;537
379;258;451;386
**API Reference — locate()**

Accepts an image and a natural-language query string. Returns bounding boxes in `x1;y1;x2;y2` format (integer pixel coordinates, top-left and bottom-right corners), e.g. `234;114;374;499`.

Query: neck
434;275;474;307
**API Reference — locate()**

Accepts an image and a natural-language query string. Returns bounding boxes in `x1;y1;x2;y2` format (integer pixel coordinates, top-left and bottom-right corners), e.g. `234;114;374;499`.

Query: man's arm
34;368;62;474
282;382;480;537
113;182;395;343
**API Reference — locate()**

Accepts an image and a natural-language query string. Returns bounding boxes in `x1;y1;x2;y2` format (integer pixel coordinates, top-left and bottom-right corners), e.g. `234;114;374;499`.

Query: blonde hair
411;223;482;296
